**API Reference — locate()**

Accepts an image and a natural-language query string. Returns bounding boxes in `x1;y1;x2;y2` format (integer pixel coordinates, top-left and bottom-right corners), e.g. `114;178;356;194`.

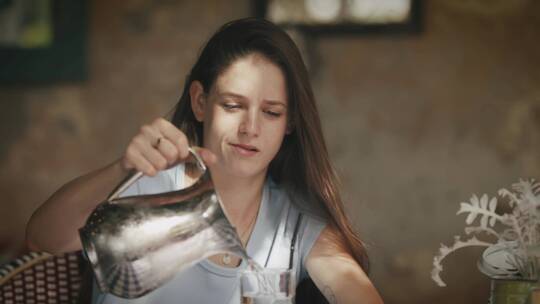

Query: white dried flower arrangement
432;179;540;287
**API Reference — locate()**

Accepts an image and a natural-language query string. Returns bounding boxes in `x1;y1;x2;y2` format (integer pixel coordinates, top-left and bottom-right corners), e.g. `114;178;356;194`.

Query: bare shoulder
307;225;353;261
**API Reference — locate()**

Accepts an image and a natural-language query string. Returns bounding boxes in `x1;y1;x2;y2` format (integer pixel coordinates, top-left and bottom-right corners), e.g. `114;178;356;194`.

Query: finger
133;135;169;172
125;147;157;176
192;147;217;167
153;118;190;159
154;137;179;165
139;124;178;166
147;120;189;164
140;124;163;148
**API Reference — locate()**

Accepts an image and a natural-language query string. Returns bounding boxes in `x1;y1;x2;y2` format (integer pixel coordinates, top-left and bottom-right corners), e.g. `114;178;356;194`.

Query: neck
209;169;266;229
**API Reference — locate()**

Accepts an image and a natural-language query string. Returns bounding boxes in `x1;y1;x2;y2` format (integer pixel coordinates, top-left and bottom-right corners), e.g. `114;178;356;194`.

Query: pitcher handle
107;147;207;201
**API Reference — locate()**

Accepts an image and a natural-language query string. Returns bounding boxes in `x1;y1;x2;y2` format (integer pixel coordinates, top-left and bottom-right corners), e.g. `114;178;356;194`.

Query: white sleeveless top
91;164;327;304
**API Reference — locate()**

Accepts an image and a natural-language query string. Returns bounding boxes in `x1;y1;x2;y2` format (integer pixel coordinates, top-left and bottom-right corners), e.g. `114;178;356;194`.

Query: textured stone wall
1;1;539;303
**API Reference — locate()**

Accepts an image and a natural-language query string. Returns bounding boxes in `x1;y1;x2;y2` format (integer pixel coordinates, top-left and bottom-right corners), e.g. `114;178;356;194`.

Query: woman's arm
305;226;384;304
25;159;130;254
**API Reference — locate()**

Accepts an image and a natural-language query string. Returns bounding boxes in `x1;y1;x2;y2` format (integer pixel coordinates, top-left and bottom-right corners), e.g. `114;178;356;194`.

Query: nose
239;110;260;137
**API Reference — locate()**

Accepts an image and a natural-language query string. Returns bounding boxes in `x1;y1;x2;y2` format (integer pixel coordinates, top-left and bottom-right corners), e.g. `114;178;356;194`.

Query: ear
189;81;206;122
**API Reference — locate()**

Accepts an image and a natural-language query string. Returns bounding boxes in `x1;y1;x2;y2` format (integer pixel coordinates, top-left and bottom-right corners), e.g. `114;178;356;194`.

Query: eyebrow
218;92;287;107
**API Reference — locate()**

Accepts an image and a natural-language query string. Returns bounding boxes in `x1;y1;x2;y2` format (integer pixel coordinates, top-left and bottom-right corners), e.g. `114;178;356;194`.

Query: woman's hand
121;118;216;176
26;118;217;254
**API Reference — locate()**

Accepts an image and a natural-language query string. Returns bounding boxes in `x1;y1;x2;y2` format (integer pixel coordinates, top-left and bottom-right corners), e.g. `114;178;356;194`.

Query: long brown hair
171;18;369;272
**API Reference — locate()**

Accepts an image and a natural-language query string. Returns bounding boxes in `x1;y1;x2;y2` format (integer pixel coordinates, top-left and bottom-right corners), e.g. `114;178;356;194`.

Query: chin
225;164;267;180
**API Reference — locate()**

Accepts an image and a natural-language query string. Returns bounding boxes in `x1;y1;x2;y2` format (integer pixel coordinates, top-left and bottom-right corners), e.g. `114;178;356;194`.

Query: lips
230;143;259;156
230;143;259;151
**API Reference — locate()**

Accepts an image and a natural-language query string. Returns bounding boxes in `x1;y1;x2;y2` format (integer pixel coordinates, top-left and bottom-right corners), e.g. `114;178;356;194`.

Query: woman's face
192;53;289;179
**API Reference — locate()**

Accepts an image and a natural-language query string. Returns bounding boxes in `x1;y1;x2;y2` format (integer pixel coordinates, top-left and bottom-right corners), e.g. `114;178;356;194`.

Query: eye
264;110;283;118
222;102;241;111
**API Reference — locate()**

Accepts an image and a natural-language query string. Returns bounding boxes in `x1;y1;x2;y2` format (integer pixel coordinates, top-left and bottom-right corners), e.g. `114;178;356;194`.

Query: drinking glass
239;268;295;304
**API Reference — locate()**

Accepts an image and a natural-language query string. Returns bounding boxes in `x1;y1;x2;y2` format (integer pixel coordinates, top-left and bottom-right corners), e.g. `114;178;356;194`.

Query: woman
26;18;383;304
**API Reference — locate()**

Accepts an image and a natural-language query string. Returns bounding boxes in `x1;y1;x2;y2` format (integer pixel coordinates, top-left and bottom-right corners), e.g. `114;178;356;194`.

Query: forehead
212;53;288;105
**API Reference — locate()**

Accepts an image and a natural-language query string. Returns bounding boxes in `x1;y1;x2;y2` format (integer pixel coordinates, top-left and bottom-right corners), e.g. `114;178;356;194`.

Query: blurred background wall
1;0;539;303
